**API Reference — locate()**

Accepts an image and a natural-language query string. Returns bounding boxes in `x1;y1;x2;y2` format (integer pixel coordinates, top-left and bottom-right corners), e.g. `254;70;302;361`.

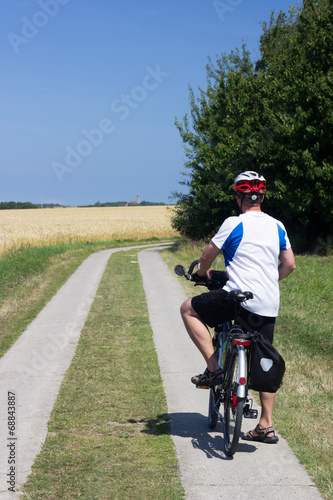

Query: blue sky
0;0;298;206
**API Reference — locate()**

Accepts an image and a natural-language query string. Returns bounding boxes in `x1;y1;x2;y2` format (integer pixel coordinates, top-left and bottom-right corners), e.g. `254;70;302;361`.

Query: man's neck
242;205;262;213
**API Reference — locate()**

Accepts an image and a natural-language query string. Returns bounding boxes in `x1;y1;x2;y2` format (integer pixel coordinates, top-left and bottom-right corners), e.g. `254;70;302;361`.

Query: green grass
277;254;332;357
274;255;333;500
161;241;333;500
20;247;184;499
0;238;175;358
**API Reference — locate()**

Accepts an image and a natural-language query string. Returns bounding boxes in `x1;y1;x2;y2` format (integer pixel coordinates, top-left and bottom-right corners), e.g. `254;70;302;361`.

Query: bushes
173;0;333;253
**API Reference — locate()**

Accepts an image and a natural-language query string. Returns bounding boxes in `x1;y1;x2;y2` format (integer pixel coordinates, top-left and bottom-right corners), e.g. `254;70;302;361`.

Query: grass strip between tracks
21;248;184;499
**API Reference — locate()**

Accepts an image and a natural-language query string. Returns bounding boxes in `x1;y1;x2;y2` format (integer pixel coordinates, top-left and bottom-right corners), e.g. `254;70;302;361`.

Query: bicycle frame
214;325;254;404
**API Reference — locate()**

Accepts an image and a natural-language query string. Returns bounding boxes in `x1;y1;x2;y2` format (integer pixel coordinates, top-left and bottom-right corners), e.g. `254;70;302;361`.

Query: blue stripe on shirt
222;222;244;267
277;223;288;250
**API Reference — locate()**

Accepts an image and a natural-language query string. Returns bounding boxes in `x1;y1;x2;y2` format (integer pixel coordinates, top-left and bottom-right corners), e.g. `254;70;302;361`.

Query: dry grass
0;206;178;256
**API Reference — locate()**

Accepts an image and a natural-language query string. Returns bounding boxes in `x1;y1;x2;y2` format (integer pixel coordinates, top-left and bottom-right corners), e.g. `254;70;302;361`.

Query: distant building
125;195;140;206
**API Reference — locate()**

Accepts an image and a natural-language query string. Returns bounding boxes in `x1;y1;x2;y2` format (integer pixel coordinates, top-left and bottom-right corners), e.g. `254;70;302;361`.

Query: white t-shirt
211;211;291;317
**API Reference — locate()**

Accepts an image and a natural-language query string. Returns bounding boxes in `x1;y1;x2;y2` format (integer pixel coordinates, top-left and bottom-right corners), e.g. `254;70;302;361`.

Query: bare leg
180;298;220;372
252;392;276;437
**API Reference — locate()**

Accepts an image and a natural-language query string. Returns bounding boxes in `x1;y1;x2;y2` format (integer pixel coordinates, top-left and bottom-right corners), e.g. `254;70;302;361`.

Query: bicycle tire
223;349;244;457
208;387;219;429
208;329;224;430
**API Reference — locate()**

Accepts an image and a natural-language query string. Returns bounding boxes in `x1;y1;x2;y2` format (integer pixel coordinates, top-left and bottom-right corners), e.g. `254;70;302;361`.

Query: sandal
191;367;224;388
243;424;279;443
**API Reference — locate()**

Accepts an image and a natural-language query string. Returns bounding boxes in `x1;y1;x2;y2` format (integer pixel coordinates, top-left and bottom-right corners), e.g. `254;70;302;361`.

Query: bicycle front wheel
208;387;219;429
223;350;243;457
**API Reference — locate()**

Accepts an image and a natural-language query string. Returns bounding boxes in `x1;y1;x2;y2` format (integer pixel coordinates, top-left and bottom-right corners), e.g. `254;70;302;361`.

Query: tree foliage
0;201;38;210
172;0;333;252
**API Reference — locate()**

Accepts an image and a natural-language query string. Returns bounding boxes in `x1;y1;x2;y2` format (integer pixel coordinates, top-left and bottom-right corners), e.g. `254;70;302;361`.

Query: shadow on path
129;412;257;460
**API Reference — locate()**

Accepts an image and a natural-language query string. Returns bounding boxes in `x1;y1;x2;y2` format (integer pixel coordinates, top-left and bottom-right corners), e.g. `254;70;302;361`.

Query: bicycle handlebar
174;260;253;301
188;260;200;275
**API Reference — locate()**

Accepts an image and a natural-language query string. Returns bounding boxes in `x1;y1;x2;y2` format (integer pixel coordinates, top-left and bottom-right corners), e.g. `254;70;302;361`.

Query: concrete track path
0;245;323;499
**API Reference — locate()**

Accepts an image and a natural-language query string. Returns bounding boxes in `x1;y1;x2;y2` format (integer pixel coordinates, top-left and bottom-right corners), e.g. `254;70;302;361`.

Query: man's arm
278;248;296;280
197;241;221;277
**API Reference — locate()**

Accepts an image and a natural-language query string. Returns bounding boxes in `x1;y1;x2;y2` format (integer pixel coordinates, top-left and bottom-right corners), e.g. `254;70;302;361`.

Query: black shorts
191;289;275;344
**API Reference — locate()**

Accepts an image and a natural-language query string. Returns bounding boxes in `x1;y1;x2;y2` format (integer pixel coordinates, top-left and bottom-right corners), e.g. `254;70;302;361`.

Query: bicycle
174;260;258;457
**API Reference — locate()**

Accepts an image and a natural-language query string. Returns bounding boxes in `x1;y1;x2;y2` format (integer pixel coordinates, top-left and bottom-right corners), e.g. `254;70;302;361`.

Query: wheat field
0;206;178;256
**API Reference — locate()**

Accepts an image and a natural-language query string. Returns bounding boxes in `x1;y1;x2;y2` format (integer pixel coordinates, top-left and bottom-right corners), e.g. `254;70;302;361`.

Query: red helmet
233;171;266;194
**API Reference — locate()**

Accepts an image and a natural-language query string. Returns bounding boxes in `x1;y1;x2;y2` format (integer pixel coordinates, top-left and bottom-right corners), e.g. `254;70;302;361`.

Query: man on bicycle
180;171;296;443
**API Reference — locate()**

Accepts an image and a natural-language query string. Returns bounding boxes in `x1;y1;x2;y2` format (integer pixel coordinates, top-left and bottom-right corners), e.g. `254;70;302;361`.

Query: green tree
173;0;333;252
173;46;259;238
0;201;38;209
255;0;333;245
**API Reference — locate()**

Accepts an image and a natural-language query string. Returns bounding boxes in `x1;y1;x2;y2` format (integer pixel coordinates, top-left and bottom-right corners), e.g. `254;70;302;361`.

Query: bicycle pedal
196;385;209;390
244;408;258;419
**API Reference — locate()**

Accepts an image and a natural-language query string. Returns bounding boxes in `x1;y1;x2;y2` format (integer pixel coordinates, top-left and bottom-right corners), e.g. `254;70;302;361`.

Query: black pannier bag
248;331;286;393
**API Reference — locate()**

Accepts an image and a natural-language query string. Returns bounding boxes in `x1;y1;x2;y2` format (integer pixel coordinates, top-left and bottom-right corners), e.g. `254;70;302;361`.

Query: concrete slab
138;247;323;500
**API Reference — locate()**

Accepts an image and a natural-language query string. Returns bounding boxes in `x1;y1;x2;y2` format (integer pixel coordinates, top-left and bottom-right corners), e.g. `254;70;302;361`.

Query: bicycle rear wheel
223;350;243;457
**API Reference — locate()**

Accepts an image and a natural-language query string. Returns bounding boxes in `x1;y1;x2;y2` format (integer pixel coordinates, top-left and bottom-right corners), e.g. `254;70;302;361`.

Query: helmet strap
236;192;245;213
